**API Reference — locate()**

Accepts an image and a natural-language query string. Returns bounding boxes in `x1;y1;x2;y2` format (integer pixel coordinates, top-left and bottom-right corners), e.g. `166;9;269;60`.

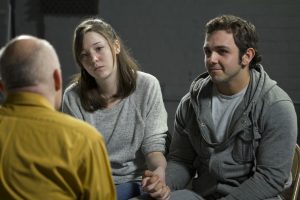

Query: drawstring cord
250;100;261;174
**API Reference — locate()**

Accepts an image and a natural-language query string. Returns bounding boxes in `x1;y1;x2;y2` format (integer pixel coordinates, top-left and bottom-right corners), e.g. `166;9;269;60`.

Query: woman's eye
95;46;103;52
80;53;87;59
80;53;90;61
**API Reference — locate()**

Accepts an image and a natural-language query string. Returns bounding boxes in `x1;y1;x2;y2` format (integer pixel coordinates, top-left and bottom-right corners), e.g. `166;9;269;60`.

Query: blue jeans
116;182;143;200
129;189;204;200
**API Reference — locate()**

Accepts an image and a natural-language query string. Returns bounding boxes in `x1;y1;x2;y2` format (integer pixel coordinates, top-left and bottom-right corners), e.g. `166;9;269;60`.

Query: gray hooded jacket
166;64;298;200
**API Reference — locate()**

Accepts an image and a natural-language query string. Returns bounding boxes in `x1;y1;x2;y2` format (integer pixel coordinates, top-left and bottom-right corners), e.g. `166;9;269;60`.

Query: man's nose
209;52;219;63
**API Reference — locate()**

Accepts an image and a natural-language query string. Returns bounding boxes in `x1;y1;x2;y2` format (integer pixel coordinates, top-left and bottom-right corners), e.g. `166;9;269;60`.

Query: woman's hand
142;170;171;200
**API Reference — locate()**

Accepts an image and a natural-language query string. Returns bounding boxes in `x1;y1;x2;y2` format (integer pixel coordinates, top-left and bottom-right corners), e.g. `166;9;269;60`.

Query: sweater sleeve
140;73;168;154
222;99;298;200
62;84;84;120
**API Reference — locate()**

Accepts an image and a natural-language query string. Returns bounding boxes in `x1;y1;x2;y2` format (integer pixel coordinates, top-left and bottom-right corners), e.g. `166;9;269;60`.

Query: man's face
203;30;249;90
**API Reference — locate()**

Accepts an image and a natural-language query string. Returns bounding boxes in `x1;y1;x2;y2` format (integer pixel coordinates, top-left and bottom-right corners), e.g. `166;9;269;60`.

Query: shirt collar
4;92;55;111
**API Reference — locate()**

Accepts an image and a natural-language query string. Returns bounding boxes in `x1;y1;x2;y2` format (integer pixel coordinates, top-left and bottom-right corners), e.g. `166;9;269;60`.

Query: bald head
0;35;60;90
0;35;63;109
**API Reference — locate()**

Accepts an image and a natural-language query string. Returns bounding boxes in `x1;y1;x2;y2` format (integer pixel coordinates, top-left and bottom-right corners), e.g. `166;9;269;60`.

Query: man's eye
204;50;211;56
218;49;228;54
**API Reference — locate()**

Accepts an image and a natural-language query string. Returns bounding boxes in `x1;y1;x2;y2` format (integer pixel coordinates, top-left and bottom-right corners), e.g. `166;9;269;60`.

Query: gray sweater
167;64;298;200
62;71;168;184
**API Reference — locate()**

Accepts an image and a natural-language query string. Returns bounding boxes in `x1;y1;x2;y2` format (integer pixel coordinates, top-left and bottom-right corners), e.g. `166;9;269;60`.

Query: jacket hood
189;71;211;106
189;64;277;111
188;64;277;146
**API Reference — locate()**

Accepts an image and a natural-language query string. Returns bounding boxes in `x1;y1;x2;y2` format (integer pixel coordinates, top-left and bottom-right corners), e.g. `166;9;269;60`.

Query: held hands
141;167;171;200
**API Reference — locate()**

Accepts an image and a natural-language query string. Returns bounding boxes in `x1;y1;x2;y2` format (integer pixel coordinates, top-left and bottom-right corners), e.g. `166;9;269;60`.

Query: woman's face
79;31;119;82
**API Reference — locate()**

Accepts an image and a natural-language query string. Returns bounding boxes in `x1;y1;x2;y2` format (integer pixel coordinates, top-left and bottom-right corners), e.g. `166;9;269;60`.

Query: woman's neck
96;70;119;99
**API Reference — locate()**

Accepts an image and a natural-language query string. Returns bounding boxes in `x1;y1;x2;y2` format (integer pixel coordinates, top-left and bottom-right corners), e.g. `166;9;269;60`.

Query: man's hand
142;170;170;200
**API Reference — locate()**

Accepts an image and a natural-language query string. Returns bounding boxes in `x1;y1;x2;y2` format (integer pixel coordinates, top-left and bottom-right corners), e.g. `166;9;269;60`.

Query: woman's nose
90;51;99;63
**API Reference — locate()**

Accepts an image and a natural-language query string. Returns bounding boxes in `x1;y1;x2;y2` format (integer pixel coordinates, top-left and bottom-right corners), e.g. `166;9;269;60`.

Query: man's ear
53;69;62;91
242;48;255;66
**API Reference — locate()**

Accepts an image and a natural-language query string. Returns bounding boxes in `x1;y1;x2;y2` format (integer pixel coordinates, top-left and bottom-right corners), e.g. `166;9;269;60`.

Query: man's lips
208;67;222;72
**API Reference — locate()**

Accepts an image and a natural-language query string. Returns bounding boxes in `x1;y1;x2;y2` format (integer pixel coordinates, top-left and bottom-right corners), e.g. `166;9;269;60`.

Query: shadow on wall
24;0;99;37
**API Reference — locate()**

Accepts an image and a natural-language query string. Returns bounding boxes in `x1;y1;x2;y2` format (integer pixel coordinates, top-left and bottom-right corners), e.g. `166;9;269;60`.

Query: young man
0;35;116;199
139;15;298;200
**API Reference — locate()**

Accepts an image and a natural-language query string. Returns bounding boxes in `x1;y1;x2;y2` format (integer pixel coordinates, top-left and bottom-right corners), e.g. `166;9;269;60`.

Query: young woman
62;18;168;200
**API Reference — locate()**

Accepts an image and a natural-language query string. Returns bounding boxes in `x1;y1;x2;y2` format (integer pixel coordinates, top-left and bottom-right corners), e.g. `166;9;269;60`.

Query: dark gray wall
1;0;300;136
0;0;9;48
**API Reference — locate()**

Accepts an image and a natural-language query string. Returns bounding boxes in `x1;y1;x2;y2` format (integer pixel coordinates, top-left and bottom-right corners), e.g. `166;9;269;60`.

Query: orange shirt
0;92;116;200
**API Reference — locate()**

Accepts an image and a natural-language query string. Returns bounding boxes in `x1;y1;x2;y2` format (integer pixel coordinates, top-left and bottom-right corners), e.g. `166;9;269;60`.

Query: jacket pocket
232;129;254;163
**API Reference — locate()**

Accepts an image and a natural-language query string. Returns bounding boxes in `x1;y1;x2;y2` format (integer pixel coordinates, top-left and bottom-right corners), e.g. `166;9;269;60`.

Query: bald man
0;35;116;200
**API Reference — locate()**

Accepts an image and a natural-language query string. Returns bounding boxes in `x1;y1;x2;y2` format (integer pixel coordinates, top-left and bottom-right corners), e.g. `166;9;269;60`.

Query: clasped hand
141;167;171;200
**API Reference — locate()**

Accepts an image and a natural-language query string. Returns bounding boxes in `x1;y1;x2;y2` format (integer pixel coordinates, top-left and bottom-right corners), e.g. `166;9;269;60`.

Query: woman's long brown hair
72;18;139;111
